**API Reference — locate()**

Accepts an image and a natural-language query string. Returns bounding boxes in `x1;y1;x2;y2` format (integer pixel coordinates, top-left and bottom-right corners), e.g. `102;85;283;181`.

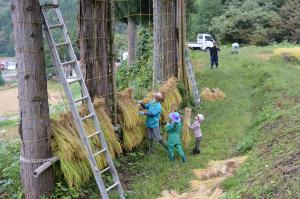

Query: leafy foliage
187;0;300;45
0;0;14;56
0;141;22;199
116;27;153;98
279;0;300;43
210;0;281;45
114;0;153;25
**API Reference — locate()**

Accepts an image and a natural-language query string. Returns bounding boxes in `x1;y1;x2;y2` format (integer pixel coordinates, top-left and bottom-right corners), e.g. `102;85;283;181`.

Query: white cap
197;114;204;121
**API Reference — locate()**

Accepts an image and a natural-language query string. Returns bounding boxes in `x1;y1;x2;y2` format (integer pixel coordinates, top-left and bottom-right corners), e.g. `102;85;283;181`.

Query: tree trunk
153;0;165;85
128;17;137;66
153;0;178;86
11;0;54;198
177;0;189;89
167;0;178;78
78;0;115;117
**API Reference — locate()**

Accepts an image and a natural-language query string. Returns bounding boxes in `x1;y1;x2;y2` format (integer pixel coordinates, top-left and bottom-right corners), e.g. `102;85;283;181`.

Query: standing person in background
139;92;168;153
209;42;220;69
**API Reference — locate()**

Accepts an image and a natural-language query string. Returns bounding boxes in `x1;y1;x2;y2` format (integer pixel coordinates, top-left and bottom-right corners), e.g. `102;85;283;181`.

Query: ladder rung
67;78;81;84
87;131;101;138
93;148;107;157
106;182;119;192
62;60;76;66
48;24;64;29
55;42;69;47
81;113;95;121
99;167;110;174
41;4;59;9
74;96;88;103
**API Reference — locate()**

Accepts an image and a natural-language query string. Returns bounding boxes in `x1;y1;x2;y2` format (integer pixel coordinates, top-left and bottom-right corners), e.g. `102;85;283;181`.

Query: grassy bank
124;45;300;198
1;45;299;198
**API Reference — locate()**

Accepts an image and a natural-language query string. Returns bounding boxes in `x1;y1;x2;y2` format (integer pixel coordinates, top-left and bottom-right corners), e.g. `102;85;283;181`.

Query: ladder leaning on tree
184;48;201;106
39;1;125;198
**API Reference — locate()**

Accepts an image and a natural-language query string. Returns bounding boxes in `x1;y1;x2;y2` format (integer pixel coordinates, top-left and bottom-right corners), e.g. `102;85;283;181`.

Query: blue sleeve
148;104;162;116
143;102;150;109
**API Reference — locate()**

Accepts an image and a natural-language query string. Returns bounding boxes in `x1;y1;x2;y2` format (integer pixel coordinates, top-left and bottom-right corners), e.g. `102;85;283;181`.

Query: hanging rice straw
182;107;192;149
118;88;146;150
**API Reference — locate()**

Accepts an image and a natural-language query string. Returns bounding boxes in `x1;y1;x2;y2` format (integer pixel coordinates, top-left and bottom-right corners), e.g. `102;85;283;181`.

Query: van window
205;36;213;42
198;35;203;40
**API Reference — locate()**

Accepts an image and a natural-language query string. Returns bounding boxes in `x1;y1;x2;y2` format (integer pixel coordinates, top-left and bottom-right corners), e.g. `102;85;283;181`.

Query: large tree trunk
153;0;165;85
128;17;137;66
78;0;115;117
11;0;54;198
165;0;177;79
153;0;178;86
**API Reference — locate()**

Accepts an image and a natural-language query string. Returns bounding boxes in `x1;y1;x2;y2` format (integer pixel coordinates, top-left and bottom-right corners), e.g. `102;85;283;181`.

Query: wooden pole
177;0;189;90
110;0;118;125
11;0;55;198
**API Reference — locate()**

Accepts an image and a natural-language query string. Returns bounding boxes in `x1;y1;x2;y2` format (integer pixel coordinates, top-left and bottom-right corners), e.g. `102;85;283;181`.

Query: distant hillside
0;0;77;57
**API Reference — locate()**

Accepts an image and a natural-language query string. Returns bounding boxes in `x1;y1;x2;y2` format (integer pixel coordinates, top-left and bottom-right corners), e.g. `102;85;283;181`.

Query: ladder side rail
41;9;110;198
53;7;125;197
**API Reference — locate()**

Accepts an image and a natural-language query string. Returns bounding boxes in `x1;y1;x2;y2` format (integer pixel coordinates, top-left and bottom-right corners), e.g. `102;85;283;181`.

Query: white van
188;33;215;51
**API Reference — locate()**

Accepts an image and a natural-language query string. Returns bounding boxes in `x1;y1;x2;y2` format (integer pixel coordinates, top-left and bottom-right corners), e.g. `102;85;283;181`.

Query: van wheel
205;47;210;51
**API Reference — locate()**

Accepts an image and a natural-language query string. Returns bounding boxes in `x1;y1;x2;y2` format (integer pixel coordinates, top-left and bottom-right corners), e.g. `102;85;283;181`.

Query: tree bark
153;0;178;86
128;17;137;66
78;0;115;117
153;0;165;85
11;0;54;198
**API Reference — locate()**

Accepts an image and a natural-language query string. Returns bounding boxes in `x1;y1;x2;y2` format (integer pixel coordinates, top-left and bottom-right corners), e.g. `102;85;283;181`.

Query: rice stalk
182;108;192;149
118;88;146;150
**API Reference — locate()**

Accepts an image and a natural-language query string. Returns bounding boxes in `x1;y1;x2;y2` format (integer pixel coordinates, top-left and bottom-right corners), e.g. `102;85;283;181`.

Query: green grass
0;119;18;129
1;45;299;198
120;45;300;198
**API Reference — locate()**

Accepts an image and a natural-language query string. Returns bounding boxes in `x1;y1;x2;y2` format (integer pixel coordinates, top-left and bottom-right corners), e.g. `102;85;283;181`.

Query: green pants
168;142;186;162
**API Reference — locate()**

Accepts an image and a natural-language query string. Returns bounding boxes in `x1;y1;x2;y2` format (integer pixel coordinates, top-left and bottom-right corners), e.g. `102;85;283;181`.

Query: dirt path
0;87;63;116
158;156;247;199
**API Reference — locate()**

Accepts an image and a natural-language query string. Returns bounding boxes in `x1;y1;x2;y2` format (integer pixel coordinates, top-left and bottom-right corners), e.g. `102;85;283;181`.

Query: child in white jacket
189;114;204;155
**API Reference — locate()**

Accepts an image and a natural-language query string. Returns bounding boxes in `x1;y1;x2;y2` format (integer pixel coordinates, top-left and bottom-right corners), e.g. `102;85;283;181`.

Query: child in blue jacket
139;92;168;152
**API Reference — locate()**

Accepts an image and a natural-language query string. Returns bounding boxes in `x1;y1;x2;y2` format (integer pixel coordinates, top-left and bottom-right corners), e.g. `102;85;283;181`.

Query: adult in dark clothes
209;42;220;69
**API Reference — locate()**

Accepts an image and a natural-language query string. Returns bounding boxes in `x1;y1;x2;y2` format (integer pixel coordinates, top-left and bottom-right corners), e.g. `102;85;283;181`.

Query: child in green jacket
166;112;186;163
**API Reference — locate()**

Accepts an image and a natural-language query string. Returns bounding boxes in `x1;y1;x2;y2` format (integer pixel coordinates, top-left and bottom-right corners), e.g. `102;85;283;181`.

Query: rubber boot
181;155;187;163
191;148;196;155
146;140;154;154
159;140;169;152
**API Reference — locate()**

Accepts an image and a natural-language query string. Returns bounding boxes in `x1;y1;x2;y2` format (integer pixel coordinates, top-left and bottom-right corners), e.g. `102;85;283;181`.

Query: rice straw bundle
273;47;300;60
182;108;192;149
117;88;146;150
200;87;226;101
143;77;182;123
93;98;122;158
51;97;123;188
51;117;91;188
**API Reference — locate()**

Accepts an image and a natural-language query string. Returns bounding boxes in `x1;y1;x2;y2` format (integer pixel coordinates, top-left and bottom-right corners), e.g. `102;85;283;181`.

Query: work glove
138;111;145;116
